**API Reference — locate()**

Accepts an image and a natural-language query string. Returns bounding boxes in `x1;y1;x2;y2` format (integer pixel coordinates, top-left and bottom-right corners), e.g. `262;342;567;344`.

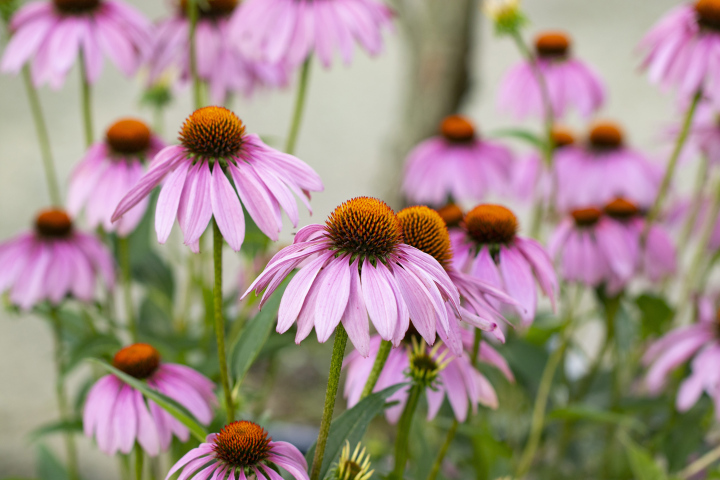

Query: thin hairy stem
79;52;94;148
390;384;423;479
360;339;392;400
213;219;234;423
427;419;459;480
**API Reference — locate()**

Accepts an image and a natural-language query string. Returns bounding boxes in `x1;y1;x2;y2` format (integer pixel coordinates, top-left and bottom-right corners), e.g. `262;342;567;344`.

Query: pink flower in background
166;421;309;480
344;332;514;423
243;197;463;357
112;106;323;253
229;0;393;68
498;31;605;120
644;295;720;418
451;204;557;326
640;0;720;108
84;343;216;456
677;103;720;164
402;115;515;206
147;0;289;105
0;0;151;88
554;122;661;212
68;118;163;236
0;209;114;309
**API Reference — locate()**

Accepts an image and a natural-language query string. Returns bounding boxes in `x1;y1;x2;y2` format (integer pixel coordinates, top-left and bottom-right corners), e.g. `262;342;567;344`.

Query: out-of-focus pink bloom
639;1;720;109
667;195;720;251
84;344;216;456
112;106;323;253
451;204;557;326
0;0;151;88
147;0;289;105
68;118;163;236
243;197;464;357
498;31;605;120
402;115;514;206
644;295;720;418
166;420;309;480
229;0;393;68
675;103;720;164
554;122;661;212
0;209;114;309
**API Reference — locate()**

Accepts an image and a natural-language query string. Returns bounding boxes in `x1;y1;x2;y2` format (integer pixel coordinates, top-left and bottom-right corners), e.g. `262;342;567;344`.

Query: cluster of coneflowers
5;0;720;478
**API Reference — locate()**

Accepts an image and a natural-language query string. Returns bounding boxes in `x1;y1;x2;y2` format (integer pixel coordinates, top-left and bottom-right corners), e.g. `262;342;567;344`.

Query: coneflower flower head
330;442;374;480
407;337;451;388
514;126;576;202
483;0;526;35
435;203;464;229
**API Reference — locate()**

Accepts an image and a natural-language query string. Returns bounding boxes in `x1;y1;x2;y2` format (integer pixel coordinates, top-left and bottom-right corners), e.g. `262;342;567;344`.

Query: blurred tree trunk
385;0;480;206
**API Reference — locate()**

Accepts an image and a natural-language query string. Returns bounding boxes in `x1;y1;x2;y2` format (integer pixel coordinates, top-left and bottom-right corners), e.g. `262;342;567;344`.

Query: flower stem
134;446;144;480
119;237;136;341
426;419;459;480
360;339;392;400
79;53;94;148
212;219;234;423
310;325;348;480
678;154;710;249
20;67;61;206
471;329;482;368
187;0;202;110
390;384;422;480
678;442;720;479
285;57;312;155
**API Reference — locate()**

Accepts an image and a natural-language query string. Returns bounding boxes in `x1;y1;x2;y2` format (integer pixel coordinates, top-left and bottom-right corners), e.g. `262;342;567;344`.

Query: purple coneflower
0;0;151;88
243;197;463;357
554;122;661;212
402;115;514;206
147;0;289;105
111;106;323;253
68;118;163;236
498;31;605;120
166;420;309;480
0;209;114;309
513;126;575;203
84;343;216;456
451;204;557;326
228;0;393;68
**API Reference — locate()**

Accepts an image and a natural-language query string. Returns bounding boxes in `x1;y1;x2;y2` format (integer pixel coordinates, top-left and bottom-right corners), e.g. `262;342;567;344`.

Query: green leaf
548;406;646;433
131;250;175;300
620;433;668;480
89;359;207;442
64;334;122;375
636;294;674;340
36;445;68;480
29;419;83;441
304;384;406;479
488;128;545;148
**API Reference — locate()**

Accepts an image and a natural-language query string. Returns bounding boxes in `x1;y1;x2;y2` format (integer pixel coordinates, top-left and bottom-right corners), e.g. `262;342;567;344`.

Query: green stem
212;219;234;423
134;446;144;480
426;419;459;480
20;67;61;206
310;325;348;480
285;57;312;155
187;0;202;110
471;329;482;369
119;237;136;341
573;333;611;401
79;52;94;148
390;384;422;480
360;339;392;400
678;443;720;479
678;154;710;249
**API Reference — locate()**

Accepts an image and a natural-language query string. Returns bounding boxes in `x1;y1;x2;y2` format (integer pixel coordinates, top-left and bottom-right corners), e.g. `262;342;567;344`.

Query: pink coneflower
451;205;557;326
643;295;720;418
676;103;720;164
402;115;514;206
243;197;463;357
554;122;661;212
548;207;635;290
111;106;323;253
344;332;514;423
68;118;163;236
498;31;605;120
513;126;575;203
640;0;720;108
228;0;393;68
0;209;114;309
84;343;216;456
147;0;289;105
0;0;151;88
166;420;308;480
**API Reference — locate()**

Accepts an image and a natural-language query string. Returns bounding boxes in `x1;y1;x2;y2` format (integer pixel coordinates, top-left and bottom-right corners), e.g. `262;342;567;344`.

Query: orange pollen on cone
179;106;246;158
604;198;640;220
397;206;453;268
696;0;720;30
212;421;272;467
440;115;476;143
53;0;100;13
435;203;464;228
535;31;571;59
180;0;238;17
325;197;402;260
112;343;161;379
589;122;624;150
571;207;603;227
106;119;152;155
464;204;519;244
551;127;575;148
35;209;73;238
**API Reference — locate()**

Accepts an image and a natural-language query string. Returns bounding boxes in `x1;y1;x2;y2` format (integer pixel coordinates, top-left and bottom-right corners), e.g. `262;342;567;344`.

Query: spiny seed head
53;0;99;13
180;0;238;17
552;126;575;148
325;197;402;261
696;0;720;31
35;209;73;238
604;198;640;220
112;343;161;379
535;31;571;59
571;207;603;227
106;118;152;155
397;206;452;268
464;204;519;245
332;441;374;480
435;203;464;228
440;115;476;143
407;337;450;388
589;122;624;151
212;421;272;468
179;106;246;158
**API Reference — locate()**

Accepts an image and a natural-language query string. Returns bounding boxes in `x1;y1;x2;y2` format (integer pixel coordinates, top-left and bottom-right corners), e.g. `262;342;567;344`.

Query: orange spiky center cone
696;0;720;31
435;203;464;228
604;198;640;220
107;118;152;155
589;122;624;151
551;127;575;149
464;204;519;245
535;31;571;59
179;106;246;158
397;206;453;268
440;115;476;143
571;207;603;227
112;343;161;379
212;421;272;467
180;0;238;17
53;0;99;13
35;209;73;238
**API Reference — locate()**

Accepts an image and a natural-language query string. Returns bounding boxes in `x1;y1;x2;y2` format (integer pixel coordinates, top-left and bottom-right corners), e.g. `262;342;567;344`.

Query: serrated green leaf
29;420;83;441
89;359;207;442
620;433;668;480
36;445;68;480
548;406;646;433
